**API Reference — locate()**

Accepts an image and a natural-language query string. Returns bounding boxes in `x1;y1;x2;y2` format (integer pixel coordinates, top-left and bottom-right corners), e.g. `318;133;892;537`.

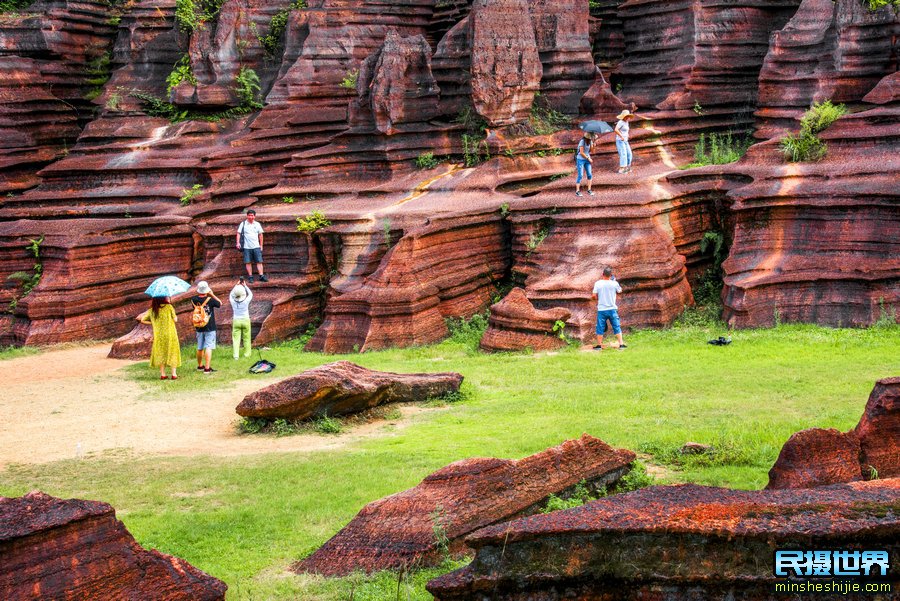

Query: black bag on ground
249;349;276;373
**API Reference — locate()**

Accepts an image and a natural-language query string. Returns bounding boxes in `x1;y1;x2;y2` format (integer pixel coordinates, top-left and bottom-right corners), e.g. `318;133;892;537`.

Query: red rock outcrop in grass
0;491;226;600
236;360;464;420
479;287;571;352
768;377;900;489
297;434;636;575
427;478;900;600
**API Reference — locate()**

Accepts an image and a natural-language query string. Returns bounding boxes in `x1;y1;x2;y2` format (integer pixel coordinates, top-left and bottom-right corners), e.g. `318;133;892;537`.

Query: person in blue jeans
575;131;595;197
591;267;627;350
615;110;635;174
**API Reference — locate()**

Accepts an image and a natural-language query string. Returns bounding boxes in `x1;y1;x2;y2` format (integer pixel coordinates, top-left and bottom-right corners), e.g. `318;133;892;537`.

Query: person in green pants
229;278;253;359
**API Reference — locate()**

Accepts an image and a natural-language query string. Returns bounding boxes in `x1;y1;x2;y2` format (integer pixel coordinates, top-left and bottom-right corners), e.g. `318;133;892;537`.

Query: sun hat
617;110;634;120
196;281;211;294
231;284;247;302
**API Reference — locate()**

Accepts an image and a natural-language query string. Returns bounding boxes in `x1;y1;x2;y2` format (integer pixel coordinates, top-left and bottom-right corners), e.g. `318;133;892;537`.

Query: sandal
171;375;178;380
160;375;168;380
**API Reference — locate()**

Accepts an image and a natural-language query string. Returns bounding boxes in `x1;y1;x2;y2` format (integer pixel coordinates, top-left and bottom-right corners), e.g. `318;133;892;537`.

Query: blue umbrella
579;120;614;134
145;275;191;298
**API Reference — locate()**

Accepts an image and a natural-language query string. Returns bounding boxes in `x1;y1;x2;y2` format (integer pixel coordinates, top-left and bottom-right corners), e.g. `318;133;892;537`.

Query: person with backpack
229;277;253;360
575;131;595;197
236;209;267;283
191;281;222;373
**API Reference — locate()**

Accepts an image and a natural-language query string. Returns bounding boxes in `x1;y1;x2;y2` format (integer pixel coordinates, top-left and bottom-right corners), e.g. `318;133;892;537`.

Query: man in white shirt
591;267;627;351
236;209;267;282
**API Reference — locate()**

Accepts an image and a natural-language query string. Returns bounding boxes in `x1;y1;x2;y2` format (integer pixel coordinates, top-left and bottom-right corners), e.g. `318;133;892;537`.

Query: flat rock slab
296;434;635;575
427;479;900;601
0;492;227;600
236;361;463;420
768;377;900;489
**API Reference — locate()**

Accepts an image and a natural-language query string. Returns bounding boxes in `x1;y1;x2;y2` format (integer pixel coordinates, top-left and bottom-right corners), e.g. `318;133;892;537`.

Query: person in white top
591;266;627;351
614;109;635;174
236;209;267;283
230;278;254;359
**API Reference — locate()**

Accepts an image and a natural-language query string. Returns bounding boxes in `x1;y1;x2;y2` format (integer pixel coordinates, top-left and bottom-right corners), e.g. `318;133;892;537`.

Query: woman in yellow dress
138;296;181;380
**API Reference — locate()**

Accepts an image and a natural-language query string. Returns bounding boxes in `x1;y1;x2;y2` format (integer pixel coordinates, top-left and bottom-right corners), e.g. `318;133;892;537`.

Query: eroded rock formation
0;0;897;349
479;287;571;352
0;491;227;600
235;360;463;420
297;434;636;575
427;479;900;600
768;377;899;489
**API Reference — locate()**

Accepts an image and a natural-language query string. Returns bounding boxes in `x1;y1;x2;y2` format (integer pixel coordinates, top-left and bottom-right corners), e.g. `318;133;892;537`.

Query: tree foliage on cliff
175;0;225;31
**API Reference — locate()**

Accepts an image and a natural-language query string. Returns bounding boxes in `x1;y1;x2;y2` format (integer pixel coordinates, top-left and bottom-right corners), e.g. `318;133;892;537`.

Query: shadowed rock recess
235;360;463;420
0;492;227;600
426;479;900;601
0;0;897;348
297;435;635;575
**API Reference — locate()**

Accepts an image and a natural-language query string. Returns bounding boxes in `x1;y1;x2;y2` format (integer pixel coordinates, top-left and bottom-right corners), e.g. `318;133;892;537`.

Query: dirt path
0;345;424;468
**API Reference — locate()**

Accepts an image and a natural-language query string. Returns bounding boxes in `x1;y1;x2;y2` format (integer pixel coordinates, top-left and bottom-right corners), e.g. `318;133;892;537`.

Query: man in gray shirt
591;267;627;350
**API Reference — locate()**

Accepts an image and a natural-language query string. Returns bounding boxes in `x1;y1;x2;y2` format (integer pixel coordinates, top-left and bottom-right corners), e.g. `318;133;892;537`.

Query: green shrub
179;184;204;206
780;100;847;162
0;0;34;11
257;0;306;56
296;210;330;233
454;106;488;134
615;462;655;493
540;480;601;514
339;69;359;90
529;95;571;136
416;152;439;170
499;203;510;218
313;415;342;434
865;0;899;10
234;67;262;109
683;132;752;168
174;0;225;32
445;311;489;349
799;99;848;134
282;196;295;203
130;90;257;123
166;55;197;95
461;133;489;167
237;417;267;434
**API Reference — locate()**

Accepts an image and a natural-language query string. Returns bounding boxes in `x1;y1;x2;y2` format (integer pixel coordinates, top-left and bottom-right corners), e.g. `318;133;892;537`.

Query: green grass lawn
2;320;899;600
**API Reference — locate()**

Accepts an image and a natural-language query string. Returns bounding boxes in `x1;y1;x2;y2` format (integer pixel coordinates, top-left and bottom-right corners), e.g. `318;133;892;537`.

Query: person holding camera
230;277;253;360
236;209;267;283
591;267;627;351
191;281;222;373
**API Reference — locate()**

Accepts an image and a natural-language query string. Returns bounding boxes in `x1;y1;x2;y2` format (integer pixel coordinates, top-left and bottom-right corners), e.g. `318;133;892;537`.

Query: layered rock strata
756;0;900;137
235;360;463;420
768;377;900;489
427;479;900;600
721;73;900;328
479;287;571;352
0;491;227;600
297;434;636;575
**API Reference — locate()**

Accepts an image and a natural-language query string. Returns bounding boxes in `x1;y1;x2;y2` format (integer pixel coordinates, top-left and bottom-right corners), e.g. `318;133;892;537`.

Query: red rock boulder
767;377;900;489
766;428;864;489
297;434;636;575
235;361;463;420
0;491;226;600
479;287;571;352
427;479;900;600
855;376;900;480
